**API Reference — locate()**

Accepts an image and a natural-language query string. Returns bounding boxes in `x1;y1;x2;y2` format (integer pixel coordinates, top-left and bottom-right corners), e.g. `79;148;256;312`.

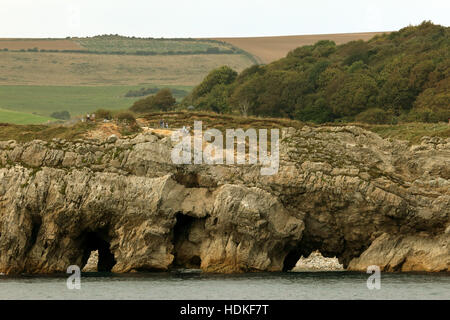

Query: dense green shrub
184;66;237;107
125;87;187;98
50;110;71;120
355;108;393;124
295;98;334;123
406;108;449;123
116;111;136;124
95;109;113;120
130;88;176;113
125;87;159;97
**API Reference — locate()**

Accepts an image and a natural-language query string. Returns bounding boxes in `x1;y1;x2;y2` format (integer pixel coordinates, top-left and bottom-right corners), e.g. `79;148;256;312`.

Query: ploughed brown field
211;32;388;63
0;39;84;51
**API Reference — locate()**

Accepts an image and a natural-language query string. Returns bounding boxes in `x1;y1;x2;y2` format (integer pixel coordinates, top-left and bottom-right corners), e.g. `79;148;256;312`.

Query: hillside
0;108;53;125
0;35;243;55
187;22;450;124
1;26;448;125
212;32;386;63
0;51;250;86
0;39;83;50
0;36;256;124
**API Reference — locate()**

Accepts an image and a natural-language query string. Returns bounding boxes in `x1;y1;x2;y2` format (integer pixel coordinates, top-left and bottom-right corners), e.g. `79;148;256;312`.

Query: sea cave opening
80;229;116;272
25;215;42;254
29;216;42;248
282;248;303;272
172;212;202;269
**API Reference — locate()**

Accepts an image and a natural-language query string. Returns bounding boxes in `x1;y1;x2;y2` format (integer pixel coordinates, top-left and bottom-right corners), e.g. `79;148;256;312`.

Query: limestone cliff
0;126;448;274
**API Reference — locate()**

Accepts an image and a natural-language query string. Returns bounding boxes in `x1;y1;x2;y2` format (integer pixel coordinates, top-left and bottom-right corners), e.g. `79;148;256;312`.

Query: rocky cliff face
0;126;448;274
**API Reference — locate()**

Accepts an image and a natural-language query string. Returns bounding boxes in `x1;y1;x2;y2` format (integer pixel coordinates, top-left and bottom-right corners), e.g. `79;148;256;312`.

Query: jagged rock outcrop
347;232;449;272
0;126;448;274
82;251;98;272
292;250;343;271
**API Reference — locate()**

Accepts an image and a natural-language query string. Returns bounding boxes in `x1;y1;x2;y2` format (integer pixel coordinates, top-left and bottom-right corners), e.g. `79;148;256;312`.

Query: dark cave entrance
282;248;303;272
172;212;202;268
29;216;42;248
25;215;42;254
188;255;202;267
80;229;116;272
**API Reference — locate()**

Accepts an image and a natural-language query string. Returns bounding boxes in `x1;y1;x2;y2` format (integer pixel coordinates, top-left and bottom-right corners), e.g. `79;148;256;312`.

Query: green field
0;36;256;125
75;36;236;54
0;51;253;86
0;36;243;55
0;108;53;125
0;85;192;122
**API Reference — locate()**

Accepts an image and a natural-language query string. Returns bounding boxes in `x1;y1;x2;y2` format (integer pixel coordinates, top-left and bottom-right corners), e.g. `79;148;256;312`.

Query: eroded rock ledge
0;126;448;274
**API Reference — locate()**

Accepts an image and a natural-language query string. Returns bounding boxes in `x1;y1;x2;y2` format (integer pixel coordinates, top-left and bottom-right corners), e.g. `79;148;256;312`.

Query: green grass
0;122;97;143
0;108;53;125
0;85;192;121
0;110;448;144
74;36;235;54
143;110;305;131
143;111;450;145
0;51;254;87
365;122;450;144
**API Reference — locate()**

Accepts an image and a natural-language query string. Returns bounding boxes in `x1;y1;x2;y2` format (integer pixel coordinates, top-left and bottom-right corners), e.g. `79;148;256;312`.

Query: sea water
0;271;448;300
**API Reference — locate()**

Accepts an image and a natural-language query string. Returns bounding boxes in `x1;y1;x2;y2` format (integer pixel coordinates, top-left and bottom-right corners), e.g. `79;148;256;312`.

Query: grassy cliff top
0;111;448;144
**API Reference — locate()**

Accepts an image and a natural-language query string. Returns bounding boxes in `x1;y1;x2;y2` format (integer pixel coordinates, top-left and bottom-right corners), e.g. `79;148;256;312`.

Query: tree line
181;21;449;124
3;48;238;56
125;87;188;98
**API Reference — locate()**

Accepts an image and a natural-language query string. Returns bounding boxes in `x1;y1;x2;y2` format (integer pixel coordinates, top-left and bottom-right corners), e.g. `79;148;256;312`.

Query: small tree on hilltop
238;99;250;117
130;88;176;113
152;88;176;111
50;110;71;120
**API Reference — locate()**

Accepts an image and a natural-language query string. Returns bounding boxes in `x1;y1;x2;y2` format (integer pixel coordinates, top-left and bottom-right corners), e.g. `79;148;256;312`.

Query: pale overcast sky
0;0;448;38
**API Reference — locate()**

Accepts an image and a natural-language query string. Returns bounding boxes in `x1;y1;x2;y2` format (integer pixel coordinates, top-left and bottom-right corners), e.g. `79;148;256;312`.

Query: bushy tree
116;111;136;124
340;40;370;66
295;97;334;123
152;88;176;110
328;72;378;117
412;77;450;122
355;108;393;124
195;84;231;113
189;66;237;100
130;88;176;113
95;109;113;120
50;110;70;120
